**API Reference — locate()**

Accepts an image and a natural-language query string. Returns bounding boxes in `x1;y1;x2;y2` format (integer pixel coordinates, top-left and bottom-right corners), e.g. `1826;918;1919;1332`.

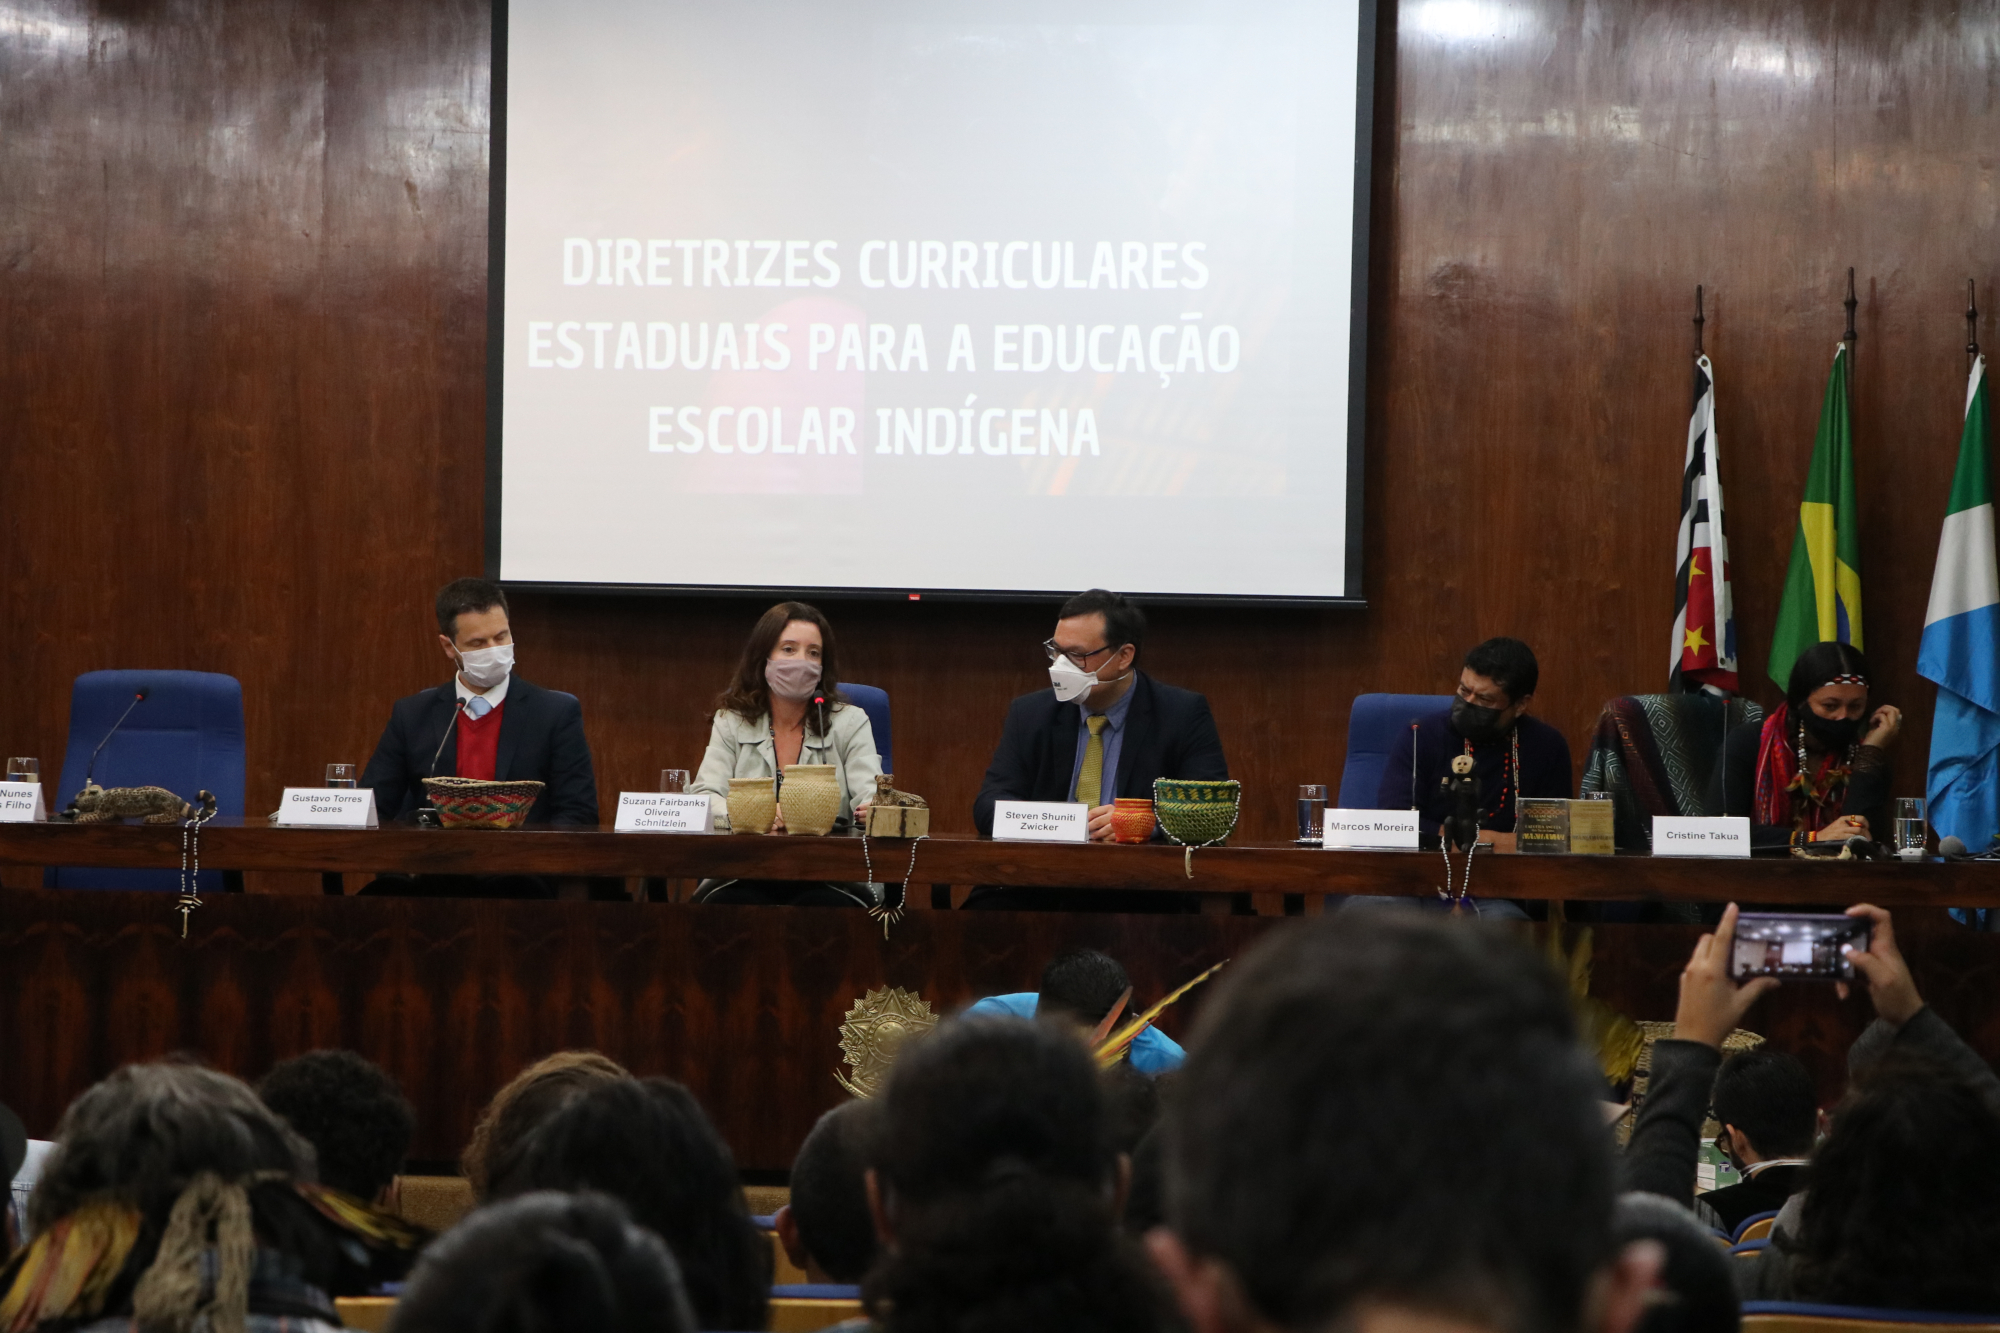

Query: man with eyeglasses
970;589;1228;910
1373;636;1572;860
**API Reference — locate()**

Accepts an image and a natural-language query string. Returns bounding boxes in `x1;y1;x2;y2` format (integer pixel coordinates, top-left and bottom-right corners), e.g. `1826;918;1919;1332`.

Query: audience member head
258;1049;416;1203
1611;1194;1738;1333
1710;1047;1817;1169
388;1191;695;1333
1041;948;1131;1029
775;1099;879;1285
506;1077;769;1332
1121;1124;1166;1239
864;1016;1167;1333
1790;1056;2000;1311
719;600;847;734
1103;1061;1162;1155
461;1050;629;1199
1153;914;1659;1333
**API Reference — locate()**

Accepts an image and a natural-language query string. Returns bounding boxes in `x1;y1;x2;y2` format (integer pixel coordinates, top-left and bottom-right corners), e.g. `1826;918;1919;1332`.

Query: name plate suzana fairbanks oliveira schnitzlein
614;792;715;833
993;801;1090;843
1652;816;1750;858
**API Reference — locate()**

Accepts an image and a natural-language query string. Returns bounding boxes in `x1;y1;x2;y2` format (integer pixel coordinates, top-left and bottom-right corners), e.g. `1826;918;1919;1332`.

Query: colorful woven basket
422;777;544;829
1153;779;1241;847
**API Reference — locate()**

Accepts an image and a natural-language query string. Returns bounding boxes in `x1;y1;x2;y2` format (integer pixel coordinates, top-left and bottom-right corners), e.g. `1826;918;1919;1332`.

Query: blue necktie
465;696;492;720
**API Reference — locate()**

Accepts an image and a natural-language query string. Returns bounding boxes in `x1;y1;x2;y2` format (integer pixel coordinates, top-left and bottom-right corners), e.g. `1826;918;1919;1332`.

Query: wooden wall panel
2;0;1998;872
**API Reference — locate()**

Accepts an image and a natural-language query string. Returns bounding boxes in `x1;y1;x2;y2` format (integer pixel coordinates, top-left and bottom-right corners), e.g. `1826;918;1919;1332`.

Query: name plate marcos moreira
993;801;1091;843
276;788;379;828
1652;816;1751;857
1320;810;1421;849
615;792;715;834
0;782;48;823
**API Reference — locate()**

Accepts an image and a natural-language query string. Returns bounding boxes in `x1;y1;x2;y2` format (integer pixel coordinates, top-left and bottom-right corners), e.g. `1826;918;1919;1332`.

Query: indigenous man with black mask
1374;637;1573;858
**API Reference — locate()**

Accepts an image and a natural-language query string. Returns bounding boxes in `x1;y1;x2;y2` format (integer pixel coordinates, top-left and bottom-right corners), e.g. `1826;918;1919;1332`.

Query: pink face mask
765;656;823;701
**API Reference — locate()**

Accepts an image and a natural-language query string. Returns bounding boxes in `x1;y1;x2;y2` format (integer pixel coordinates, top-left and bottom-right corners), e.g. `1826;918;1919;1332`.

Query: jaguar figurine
69;783;217;825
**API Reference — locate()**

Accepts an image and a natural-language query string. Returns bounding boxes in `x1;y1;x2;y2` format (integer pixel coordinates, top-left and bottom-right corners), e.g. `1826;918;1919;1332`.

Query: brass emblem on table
835;986;937;1098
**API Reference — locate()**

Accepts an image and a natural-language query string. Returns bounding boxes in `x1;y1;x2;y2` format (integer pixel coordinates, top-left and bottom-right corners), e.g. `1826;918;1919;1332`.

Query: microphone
416;698;468;827
1409;721;1420;811
1942;834;1970;860
66;688;148;816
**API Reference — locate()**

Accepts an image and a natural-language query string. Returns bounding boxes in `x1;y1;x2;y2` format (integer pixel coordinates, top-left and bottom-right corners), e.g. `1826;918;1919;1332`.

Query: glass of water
660;769;690;794
1894;797;1927;857
1297;783;1327;846
5;757;38;785
325;764;358;788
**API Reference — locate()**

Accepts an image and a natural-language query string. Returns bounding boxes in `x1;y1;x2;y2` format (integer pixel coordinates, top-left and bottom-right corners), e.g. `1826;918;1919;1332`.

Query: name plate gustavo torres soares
276;787;379;828
615;792;716;833
993;800;1090;843
1652;815;1750;857
1320;809;1421;849
0;782;48;823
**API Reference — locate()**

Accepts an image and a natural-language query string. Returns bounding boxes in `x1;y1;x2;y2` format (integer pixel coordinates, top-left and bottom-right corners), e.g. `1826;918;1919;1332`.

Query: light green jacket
691;702;882;831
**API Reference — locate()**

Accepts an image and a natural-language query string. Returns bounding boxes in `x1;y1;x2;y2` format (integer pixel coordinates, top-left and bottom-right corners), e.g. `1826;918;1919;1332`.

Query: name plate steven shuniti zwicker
1652;815;1750;857
993;801;1090;843
0;782;48;823
276;788;379;828
1320;810;1421;849
615;792;716;833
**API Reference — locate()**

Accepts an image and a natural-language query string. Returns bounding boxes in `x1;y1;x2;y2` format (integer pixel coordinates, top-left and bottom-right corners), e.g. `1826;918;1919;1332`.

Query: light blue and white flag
1919;354;2000;854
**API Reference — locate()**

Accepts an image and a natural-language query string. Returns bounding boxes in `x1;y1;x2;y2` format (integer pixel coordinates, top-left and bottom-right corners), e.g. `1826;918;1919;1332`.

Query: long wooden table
2;820;1997;906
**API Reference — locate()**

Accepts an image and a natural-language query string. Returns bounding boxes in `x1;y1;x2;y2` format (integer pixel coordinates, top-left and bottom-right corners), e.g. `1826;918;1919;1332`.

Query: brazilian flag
1767;344;1863;689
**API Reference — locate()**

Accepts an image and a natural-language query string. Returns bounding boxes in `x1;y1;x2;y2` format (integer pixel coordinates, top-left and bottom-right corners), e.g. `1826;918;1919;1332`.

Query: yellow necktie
1077;714;1110;806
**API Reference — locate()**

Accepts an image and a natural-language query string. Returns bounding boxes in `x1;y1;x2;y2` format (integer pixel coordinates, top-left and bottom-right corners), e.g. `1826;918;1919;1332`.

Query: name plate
276;787;378;828
1321;809;1420;849
0;782;47;823
615;792;715;833
1652;815;1750;857
993;800;1090;842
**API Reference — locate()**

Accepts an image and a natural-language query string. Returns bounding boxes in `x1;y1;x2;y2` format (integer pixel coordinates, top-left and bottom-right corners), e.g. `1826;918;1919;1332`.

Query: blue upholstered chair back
841;682;892;778
1337;693;1454;809
48;669;246;892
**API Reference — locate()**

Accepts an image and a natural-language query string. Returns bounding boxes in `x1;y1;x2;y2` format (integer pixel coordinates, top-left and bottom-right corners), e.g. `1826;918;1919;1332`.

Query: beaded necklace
1462;725;1523;824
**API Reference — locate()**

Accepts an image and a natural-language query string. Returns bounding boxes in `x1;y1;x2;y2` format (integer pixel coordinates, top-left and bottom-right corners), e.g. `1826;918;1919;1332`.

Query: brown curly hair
460;1051;630;1200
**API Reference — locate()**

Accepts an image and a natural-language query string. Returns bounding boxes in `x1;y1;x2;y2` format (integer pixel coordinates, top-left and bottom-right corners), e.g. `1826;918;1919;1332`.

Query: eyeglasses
1044;639;1117;667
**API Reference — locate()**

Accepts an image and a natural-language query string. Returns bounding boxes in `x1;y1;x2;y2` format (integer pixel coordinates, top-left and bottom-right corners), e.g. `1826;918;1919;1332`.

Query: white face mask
1049;652;1125;704
456;641;514;690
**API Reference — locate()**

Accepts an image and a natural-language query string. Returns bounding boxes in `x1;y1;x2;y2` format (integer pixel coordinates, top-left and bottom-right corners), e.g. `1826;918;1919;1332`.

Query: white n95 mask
1049;654;1124;704
457;642;515;690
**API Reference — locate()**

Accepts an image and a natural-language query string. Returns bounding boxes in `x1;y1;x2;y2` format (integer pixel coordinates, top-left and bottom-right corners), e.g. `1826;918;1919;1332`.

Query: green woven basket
1153;779;1241;847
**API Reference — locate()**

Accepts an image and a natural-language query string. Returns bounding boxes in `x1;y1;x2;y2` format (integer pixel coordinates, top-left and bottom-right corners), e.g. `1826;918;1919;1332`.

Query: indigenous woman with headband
689;601;883;905
1708;641;1901;849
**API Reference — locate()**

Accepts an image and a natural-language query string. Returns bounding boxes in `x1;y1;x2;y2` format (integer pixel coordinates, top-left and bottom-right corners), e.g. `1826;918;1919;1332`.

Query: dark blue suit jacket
973;672;1229;836
1373;707;1571;833
360;678;599;826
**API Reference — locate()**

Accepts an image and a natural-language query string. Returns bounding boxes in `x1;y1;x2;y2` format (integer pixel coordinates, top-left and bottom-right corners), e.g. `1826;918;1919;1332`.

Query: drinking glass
1894;796;1927;856
5;757;38;785
1296;783;1327;845
325;764;357;789
660;769;690;794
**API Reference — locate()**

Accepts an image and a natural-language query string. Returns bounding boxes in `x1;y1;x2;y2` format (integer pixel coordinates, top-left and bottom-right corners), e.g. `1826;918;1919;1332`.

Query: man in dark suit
361;577;598;838
970;589;1228;910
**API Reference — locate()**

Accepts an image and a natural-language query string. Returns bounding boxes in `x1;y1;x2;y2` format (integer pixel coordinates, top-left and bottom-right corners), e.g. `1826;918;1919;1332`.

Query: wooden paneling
3;0;1998;872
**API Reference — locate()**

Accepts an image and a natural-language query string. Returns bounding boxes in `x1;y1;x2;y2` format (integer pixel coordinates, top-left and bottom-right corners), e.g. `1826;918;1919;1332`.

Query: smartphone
1730;912;1872;982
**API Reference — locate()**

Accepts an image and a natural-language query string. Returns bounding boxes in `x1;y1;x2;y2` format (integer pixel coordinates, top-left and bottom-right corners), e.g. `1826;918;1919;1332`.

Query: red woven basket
422;777;545;829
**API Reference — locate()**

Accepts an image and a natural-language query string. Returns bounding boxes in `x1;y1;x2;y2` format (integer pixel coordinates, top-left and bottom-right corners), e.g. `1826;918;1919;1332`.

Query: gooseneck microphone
428;698;469;776
83;688;149;789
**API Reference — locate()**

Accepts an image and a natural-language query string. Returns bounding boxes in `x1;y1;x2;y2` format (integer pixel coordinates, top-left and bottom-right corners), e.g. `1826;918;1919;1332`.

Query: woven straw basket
779;764;842;836
727;777;777;834
1154;779;1241;846
422;777;544;830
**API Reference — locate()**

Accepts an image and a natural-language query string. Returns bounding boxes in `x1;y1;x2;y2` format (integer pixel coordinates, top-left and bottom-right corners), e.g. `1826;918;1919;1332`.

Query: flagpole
1843;267;1858;414
1970;279;1981;372
1693;283;1705;357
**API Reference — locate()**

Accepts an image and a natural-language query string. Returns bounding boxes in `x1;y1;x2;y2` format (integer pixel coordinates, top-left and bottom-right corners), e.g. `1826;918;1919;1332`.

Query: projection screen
489;0;1376;602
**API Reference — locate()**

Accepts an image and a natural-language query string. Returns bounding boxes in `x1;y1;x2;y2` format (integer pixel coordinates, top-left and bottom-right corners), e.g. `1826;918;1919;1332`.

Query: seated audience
1611;1194;1739;1333
1707;641;1901;848
1700;1047;1818;1233
971;589;1227;911
964;948;1186;1074
690;600;883;907
387;1191;694;1333
1149;914;1660;1333
773;1101;877;1287
0;1063;349;1332
1630;902;2000;1310
862;1016;1170;1333
461;1050;630;1200
501;1077;770;1332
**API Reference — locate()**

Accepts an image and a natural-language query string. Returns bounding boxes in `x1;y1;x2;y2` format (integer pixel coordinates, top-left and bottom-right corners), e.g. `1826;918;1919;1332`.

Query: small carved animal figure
69;783;217;825
872;774;928;809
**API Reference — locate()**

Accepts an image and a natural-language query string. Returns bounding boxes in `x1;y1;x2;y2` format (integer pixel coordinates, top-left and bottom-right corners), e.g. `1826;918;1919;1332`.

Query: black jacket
972;672;1228;836
360;678;599;826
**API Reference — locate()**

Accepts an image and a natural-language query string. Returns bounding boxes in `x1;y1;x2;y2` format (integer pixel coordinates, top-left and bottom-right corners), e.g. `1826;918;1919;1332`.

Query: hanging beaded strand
1462;726;1523;824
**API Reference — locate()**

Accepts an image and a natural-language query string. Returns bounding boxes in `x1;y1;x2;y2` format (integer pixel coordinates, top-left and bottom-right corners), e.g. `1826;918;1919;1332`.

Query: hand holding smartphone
1729;912;1874;982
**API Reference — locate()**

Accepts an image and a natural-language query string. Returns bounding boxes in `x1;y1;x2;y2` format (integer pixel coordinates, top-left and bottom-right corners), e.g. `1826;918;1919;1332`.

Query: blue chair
1742;1301;2000;1331
1337;693;1454;808
841;682;893;778
48;670;245;892
1731;1208;1781;1244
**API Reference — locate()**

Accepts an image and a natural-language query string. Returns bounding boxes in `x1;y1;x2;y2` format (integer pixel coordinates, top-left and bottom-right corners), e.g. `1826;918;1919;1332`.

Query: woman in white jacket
690;600;881;905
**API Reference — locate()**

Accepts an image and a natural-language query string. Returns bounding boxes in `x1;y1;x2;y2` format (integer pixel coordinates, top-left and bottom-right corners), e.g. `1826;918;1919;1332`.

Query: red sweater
455;701;504;780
